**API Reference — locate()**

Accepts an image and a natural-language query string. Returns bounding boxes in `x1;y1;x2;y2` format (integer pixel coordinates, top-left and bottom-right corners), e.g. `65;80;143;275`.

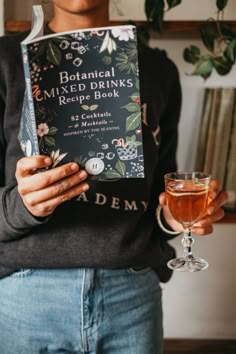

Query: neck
48;5;110;32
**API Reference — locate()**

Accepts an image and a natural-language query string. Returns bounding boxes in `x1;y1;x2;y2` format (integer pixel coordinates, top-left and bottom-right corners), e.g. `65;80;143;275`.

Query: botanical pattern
23;26;143;178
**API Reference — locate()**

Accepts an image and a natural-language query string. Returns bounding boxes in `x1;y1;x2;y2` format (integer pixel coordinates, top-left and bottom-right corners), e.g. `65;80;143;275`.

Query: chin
54;0;109;14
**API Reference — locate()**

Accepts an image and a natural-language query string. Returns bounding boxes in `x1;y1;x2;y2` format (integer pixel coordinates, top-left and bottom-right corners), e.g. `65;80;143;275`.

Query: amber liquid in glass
166;180;209;228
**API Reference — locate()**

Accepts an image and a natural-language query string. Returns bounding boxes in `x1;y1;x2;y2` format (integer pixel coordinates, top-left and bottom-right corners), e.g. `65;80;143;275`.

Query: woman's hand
192;180;228;235
16;155;89;218
159;179;228;235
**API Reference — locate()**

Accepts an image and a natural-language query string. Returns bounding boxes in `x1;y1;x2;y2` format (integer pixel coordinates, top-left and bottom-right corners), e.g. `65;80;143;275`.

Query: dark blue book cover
19;7;144;179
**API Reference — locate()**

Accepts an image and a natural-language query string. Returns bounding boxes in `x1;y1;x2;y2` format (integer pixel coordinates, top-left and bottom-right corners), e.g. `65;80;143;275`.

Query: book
195;88;213;171
211;88;235;182
18;5;144;180
203;88;222;174
224;90;236;211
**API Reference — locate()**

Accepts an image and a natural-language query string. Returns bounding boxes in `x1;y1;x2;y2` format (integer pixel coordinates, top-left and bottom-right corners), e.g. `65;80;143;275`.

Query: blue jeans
0;268;163;354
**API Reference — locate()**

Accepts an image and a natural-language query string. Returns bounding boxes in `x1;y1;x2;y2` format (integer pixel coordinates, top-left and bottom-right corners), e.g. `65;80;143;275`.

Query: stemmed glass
164;172;211;272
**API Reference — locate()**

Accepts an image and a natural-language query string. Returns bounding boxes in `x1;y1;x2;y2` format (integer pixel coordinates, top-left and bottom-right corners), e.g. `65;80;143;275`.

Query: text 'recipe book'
18;5;144;180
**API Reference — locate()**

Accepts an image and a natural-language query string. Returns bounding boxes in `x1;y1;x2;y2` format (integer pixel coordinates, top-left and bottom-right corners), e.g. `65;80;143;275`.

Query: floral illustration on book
29;28;137;74
24;26;143;179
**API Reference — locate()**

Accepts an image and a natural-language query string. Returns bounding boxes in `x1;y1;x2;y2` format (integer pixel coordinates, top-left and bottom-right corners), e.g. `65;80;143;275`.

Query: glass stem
182;228;194;258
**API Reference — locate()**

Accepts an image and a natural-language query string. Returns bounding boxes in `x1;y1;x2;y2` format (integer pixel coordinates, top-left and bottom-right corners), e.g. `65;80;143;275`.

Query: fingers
159;178;229;237
15;155;90;217
192;225;213;236
192;182;228;236
15;156;51;178
207;190;229;215
22;169;89;206
159;192;166;206
18;160;81;195
25;180;90;217
194;207;225;228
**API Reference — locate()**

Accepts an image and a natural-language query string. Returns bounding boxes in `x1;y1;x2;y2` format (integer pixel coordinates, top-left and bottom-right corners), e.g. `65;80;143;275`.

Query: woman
0;1;228;353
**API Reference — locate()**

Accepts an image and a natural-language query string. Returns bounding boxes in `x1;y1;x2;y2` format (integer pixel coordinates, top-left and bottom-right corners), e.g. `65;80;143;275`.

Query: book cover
19;6;144;180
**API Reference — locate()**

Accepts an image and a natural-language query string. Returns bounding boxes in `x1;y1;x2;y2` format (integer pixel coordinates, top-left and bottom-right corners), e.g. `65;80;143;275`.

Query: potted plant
145;0;236;79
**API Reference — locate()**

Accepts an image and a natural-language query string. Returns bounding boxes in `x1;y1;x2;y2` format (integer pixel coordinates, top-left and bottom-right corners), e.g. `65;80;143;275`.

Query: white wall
163;225;236;339
0;0;4;36
150;37;236;339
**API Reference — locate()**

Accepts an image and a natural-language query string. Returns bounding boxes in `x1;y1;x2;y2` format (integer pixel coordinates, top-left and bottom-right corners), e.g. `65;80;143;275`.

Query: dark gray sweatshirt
0;29;181;281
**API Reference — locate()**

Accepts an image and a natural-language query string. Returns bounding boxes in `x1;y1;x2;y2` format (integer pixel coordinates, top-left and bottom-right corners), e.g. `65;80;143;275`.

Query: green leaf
115;160;126;176
126;135;136;143
166;0;182;10
216;0;228;11
220;23;236;40
145;0;156;19
126;112;142;132
213;56;232;75
37;41;47;58
145;0;165;32
103;170;123;178
47;40;62;66
200;23;217;52
183;45;201;64
44;136;56;146
48;127;58;135
192;58;214;79
131;93;140;100
133;140;143;146
102;56;112;65
224;39;236;63
123;102;140;112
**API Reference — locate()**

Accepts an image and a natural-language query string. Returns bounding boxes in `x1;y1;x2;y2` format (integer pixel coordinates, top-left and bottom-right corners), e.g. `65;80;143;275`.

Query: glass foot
167;256;209;272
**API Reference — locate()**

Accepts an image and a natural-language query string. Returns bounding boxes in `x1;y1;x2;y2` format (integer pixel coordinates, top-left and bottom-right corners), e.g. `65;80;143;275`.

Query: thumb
159;192;167;206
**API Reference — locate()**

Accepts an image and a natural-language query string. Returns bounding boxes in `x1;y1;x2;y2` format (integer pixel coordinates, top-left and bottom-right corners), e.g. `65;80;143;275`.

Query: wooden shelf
164;339;236;353
5;20;236;38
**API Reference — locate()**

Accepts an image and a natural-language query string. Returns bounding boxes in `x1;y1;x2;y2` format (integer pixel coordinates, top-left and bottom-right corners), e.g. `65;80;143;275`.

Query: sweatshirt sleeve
149;54;182;240
156;58;182;195
0;35;48;241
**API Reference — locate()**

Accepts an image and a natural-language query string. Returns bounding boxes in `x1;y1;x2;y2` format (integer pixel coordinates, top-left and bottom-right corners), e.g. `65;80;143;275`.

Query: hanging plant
144;0;236;79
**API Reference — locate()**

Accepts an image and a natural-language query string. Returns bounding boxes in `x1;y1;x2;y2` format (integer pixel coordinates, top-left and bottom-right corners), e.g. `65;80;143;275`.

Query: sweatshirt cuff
0;184;48;241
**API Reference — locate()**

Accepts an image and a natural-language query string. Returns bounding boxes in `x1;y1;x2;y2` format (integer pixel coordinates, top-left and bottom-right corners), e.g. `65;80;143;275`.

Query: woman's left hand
192;180;228;235
160;179;229;236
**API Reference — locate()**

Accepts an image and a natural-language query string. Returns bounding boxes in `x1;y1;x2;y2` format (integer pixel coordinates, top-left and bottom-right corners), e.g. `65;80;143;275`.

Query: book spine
224;90;236;211
211;88;235;182
21;43;40;155
203;88;221;174
195;89;213;171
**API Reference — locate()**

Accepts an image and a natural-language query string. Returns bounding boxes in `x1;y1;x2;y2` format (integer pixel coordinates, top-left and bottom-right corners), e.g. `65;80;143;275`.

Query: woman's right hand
15;155;89;218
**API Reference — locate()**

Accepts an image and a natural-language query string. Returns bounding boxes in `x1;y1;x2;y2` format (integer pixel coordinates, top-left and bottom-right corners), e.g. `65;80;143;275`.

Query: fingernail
209;191;217;199
44;157;51;165
82;183;89;192
208;206;214;215
71;163;79;171
79;170;87;179
194;221;201;227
